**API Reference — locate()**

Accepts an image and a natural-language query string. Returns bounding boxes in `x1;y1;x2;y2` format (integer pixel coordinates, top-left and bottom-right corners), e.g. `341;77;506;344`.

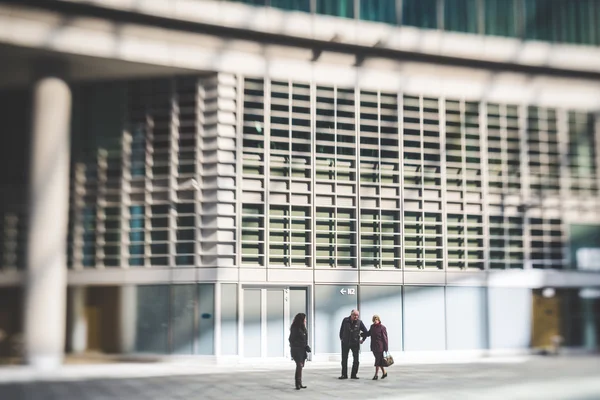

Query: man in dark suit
339;309;368;379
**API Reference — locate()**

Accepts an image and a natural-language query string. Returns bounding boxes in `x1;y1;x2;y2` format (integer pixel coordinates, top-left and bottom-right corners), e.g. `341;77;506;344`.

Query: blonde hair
372;314;381;323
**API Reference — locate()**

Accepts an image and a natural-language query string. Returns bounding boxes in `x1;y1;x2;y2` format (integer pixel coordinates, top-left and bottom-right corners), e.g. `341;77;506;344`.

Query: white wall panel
404;286;445;351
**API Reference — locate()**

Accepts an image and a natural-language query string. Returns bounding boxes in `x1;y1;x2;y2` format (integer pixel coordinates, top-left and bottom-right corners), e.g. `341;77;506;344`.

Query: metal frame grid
4;75;600;274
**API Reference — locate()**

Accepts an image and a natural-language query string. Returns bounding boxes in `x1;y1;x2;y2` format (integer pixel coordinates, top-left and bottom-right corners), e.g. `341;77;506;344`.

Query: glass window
197;284;215;355
444;0;478;34
135;285;169;354
484;0;515;37
271;0;310;12
524;0;551;42
231;0;267;6
221;283;238;355
317;0;354;19
402;0;438;29
360;0;396;24
171;285;195;355
130;205;144;216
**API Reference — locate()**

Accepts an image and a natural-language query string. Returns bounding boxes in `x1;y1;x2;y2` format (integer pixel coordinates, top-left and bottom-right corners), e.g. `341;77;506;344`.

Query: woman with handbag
289;312;311;390
366;314;389;380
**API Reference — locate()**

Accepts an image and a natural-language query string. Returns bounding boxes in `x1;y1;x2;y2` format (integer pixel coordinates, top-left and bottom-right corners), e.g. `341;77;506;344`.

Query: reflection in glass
243;289;262;357
403;0;438;29
136;285;169;353
317;0;354;19
197;284;215;355
171;285;195;354
271;0;310;12
360;0;396;24
221;283;239;355
444;0;478;34
485;0;515;37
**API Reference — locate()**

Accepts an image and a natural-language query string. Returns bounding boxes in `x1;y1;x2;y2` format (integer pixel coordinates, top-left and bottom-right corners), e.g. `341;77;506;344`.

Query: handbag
382;352;394;367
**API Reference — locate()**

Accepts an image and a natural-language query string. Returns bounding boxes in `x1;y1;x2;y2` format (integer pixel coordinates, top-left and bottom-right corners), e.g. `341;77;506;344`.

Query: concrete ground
0;356;599;400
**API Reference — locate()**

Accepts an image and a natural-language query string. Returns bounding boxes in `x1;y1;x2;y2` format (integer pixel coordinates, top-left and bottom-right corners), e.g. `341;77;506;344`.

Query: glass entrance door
242;287;308;358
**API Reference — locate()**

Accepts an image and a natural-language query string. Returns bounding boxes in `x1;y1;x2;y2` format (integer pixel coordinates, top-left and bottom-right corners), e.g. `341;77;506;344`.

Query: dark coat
339;316;369;346
289;326;308;361
367;323;388;353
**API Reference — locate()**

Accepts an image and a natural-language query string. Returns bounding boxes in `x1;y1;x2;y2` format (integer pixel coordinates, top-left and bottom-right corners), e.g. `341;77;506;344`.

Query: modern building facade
1;0;600;366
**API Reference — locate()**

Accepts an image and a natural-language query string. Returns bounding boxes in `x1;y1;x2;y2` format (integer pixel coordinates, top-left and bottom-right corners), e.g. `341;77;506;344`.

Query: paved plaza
1;356;600;400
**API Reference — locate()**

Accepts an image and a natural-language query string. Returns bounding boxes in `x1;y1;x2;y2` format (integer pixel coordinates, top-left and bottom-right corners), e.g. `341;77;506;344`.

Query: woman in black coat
289;312;311;390
366;314;389;380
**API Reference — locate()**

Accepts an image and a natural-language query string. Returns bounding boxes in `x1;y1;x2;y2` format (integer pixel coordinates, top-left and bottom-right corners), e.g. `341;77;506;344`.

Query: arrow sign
340;288;347;295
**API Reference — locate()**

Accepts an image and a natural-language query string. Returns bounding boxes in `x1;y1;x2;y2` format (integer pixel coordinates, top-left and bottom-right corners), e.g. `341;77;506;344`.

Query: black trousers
341;343;360;377
294;359;304;384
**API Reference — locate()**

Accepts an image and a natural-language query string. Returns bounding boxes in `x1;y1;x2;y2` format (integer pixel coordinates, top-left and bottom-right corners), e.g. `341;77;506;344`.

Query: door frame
238;284;311;359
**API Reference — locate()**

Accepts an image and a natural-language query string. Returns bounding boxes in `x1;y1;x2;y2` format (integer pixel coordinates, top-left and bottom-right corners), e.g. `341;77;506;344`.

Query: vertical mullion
439;98;448;273
595;113;600;212
377;90;383;266
356;87;362;272
73;163;86;271
500;104;509;269
235;76;244;275
540;107;549;268
479;102;490;271
437;0;445;30
398;93;405;272
557;108;570;269
311;82;317;272
169;79;178;269
419;95;425;269
120;118;131;269
396;0;403;26
477;0;485;34
557;108;570;265
334;86;338;268
460;99;468;270
237;284;243;357
265;79;271;270
144;113;153;268
260;288;267;358
515;0;525;39
96;150;107;269
288;81;293;267
519;104;531;269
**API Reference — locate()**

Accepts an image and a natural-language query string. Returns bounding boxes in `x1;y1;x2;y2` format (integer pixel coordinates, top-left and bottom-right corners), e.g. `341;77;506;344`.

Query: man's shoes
350;376;359;380
338;375;348;380
382;372;388;379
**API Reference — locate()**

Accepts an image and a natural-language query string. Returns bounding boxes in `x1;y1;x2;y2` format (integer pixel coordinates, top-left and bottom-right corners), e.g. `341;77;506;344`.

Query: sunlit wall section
359;91;401;269
199;74;238;268
486;104;525;269
268;81;312;268
315;86;358;269
241;78;266;268
445;99;484;270
401;95;444;270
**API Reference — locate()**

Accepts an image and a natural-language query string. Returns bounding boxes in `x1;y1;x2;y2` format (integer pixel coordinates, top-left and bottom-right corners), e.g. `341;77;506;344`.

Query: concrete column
119;285;137;353
24;76;71;370
68;286;87;354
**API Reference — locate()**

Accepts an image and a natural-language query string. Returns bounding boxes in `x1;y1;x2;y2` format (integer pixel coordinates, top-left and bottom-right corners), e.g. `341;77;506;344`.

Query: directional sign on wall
340;288;356;295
